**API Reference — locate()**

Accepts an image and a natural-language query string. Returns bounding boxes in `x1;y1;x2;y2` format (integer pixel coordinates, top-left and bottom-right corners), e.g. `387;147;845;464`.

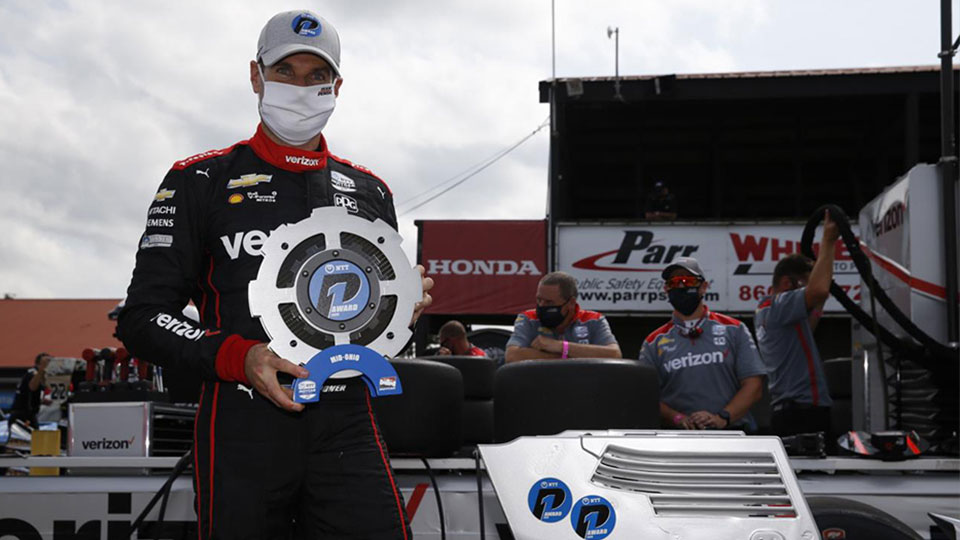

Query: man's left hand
689;410;727;429
531;336;563;354
410;264;434;326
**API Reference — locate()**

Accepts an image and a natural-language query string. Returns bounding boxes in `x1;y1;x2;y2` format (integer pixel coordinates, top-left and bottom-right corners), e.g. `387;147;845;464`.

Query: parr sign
558;223;860;313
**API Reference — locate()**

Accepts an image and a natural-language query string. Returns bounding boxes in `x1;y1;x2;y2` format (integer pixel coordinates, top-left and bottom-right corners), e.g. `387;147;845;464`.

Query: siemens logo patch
146;218;175;228
81;436;135;451
663;351;725;373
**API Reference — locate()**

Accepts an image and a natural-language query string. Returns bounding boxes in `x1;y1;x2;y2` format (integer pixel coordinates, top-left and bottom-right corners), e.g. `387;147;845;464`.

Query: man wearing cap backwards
638;258;765;431
118;10;430;539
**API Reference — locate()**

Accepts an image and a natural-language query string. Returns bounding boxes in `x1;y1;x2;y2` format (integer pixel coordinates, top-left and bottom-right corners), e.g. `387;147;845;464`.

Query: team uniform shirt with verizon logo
639;309;765;431
506;306;618;349
755;289;833;408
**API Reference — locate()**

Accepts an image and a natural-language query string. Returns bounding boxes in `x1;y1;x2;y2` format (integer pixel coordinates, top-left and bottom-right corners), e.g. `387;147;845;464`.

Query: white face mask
258;66;336;146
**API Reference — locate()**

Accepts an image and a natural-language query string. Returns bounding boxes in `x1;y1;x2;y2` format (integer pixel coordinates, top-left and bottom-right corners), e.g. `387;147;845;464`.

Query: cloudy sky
0;0;952;298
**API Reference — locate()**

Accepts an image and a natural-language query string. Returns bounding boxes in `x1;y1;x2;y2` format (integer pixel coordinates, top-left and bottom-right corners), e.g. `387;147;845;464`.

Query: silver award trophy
248;207;421;401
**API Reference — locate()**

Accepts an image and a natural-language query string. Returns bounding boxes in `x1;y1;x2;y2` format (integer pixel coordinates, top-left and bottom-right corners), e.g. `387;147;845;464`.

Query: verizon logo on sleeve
151;313;205;341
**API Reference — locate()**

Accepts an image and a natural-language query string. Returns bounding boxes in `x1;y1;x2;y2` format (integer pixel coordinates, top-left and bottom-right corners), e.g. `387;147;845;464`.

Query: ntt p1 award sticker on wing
248;207;421;401
571;495;616;540
527;478;572;523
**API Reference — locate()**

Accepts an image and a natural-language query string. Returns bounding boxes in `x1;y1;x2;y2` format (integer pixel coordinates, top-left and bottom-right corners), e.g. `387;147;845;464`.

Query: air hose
800;204;958;368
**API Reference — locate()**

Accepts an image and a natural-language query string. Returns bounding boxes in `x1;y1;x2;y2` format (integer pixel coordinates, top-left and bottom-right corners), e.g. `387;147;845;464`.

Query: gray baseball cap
257;10;341;75
661;257;705;279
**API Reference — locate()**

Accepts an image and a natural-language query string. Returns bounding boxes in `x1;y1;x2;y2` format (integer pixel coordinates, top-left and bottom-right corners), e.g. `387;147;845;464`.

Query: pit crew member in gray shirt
505;272;622;363
639;258;765;431
755;210;839;436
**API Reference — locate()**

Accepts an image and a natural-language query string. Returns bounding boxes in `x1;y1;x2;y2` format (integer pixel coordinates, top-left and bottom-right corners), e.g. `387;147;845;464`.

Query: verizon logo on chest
220;230;268;260
663;351;725;373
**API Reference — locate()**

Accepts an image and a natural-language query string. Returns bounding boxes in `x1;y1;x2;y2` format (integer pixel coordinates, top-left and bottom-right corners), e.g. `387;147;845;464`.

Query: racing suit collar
248;123;330;172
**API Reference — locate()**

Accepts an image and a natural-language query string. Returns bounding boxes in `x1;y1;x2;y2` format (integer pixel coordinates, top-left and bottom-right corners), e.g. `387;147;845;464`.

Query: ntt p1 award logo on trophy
248;207;421;401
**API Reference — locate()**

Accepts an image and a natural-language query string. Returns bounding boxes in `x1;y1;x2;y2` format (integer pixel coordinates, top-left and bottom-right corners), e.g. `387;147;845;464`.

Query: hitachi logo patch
226;174;272;189
284;155;321;167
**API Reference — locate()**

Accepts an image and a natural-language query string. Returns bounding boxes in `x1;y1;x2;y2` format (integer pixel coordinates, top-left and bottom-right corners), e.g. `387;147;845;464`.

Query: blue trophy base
292;344;403;403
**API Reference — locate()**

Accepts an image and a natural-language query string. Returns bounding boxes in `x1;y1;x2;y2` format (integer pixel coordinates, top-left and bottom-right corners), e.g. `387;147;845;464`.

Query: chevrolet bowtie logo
154;189;176;202
226;174;272;189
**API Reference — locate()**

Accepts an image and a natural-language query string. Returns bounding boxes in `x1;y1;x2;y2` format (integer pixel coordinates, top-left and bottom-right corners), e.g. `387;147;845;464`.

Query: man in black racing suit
117;10;429;540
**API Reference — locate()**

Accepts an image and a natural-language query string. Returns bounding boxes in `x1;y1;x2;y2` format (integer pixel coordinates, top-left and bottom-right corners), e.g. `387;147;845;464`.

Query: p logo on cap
292;13;321;37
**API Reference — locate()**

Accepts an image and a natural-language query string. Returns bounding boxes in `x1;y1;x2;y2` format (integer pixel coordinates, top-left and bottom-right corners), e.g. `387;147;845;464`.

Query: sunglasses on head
665;275;703;289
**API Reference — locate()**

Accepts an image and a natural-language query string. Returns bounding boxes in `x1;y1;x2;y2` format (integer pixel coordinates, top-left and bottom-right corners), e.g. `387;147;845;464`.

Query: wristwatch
716;409;731;427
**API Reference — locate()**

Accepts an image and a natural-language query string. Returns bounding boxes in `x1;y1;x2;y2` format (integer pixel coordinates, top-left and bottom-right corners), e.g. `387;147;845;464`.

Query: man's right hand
436;347;452;356
244;343;310;412
821;209;840;245
674;414;697;429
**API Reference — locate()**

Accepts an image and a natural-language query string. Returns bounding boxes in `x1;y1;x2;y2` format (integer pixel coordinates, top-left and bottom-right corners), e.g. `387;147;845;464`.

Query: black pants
193;377;410;540
771;402;832;437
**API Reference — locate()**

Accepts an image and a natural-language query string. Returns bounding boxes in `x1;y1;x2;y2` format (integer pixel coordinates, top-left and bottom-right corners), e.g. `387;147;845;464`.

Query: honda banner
557;223;860;313
419;220;546;314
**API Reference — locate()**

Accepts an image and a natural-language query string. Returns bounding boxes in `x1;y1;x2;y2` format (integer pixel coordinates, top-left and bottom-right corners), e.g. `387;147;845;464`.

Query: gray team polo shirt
754;289;833;408
506;308;618;349
638;310;766;431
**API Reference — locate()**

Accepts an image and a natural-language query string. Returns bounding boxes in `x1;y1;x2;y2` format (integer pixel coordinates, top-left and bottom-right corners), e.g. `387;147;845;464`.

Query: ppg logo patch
570;495;616;539
296;379;318;401
527;478;572;523
291;14;321;36
309;260;371;321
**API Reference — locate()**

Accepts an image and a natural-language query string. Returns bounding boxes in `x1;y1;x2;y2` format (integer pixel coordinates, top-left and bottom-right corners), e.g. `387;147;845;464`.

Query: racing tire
372;358;463;457
807;496;922;540
428;355;496;399
823;358;852;399
494;358;659;443
462;399;494;444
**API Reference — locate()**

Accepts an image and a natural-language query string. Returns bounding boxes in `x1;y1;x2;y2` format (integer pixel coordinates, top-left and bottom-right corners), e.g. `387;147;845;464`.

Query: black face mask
668;287;702;316
537;304;568;329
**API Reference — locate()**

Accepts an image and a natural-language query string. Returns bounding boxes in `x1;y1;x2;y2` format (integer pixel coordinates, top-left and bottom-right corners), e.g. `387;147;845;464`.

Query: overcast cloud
0;0;951;298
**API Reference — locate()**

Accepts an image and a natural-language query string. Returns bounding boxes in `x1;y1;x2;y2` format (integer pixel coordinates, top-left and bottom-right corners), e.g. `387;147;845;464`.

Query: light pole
607;26;621;98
